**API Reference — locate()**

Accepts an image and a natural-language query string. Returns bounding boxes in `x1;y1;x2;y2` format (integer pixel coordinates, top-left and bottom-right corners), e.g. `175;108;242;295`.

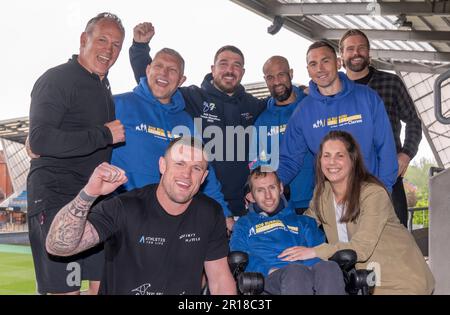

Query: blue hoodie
129;42;266;216
278;72;398;192
111;78;232;216
229;199;324;276
250;86;315;209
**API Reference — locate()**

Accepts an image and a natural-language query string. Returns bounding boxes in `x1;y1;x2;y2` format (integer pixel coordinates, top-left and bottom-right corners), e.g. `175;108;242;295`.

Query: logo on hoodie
313;119;326;129
202;101;216;113
312;114;363;129
201;102;221;123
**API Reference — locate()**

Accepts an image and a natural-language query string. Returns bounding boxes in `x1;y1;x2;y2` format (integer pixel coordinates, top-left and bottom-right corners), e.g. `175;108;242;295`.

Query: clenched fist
133;22;155;44
84;162;128;197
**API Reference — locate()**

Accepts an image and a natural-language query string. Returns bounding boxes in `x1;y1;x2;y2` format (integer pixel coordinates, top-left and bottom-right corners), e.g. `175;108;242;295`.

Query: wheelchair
228;249;376;295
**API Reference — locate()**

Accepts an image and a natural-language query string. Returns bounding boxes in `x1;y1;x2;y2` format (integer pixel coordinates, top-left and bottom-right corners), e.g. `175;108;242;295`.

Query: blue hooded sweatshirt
229;199;324;276
250;86;315;209
278;72;398;192
129;42;266;216
111;78;232;216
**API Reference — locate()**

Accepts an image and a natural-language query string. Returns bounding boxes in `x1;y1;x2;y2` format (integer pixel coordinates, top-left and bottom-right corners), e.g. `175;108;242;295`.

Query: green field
0;245;36;295
0;244;90;295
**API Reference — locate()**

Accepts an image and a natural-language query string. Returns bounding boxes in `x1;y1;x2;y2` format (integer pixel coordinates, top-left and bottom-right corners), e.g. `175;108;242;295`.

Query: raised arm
46;163;127;256
277;107;309;185
129;22;154;84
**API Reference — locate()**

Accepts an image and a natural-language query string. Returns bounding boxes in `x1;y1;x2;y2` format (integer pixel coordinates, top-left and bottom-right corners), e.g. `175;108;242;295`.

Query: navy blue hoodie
130;42;266;215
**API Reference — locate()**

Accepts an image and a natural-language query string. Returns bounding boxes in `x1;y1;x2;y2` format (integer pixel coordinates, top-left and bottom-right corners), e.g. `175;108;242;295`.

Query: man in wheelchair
229;166;345;295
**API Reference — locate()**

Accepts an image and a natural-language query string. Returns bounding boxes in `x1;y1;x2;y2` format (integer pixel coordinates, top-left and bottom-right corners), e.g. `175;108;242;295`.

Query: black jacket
27;55;114;216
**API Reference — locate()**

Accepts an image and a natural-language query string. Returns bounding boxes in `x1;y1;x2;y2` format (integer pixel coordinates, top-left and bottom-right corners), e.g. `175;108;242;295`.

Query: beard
213;73;239;94
344;55;370;72
270;83;293;102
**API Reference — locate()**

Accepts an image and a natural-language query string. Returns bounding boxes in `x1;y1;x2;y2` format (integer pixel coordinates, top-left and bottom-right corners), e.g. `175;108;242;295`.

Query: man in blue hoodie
278;41;398;192
129;23;266;224
112;47;232;218
250;56;314;214
230;167;345;295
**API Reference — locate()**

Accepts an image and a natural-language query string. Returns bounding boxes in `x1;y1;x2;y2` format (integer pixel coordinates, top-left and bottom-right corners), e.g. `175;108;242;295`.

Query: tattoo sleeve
46;189;100;256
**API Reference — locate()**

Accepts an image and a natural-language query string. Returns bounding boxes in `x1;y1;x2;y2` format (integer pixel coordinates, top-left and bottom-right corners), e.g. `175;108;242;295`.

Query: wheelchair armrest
237;272;265;295
228;251;265;295
329;249;375;295
228;251;249;278
348;269;376;295
329;249;357;272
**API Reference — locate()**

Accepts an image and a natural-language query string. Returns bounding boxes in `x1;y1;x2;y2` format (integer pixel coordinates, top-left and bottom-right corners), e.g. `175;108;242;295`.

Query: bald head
262;55;294;104
263;56;290;75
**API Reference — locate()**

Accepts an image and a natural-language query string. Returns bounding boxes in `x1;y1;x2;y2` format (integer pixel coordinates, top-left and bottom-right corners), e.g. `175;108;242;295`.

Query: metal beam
314;29;450;43
371;49;450;63
269;2;450;17
230;0;314;38
371;59;450;74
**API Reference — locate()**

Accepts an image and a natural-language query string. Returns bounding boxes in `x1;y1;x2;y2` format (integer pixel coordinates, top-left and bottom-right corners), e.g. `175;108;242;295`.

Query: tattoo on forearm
46;190;99;256
68;190;95;218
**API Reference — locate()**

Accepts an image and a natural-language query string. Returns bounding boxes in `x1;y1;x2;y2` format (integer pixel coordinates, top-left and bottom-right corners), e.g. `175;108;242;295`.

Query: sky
0;0;435;164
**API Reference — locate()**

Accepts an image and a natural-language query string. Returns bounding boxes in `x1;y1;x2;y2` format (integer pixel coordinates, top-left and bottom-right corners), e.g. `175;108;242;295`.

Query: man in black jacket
129;23;267;229
27;12;125;295
339;29;422;227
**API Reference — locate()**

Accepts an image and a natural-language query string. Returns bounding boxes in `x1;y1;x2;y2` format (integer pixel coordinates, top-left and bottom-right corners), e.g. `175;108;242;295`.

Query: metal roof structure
231;0;450;73
232;0;450;168
0;117;29;145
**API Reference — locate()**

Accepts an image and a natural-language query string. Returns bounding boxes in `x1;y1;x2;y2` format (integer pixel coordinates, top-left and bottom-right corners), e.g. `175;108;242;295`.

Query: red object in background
0;151;14;202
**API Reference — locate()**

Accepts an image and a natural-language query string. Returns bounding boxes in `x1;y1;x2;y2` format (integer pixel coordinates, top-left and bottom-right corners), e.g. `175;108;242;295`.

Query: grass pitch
0;245;36;295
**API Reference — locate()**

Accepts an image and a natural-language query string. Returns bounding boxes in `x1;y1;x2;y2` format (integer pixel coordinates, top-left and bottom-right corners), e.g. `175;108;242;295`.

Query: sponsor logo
312;114;363;129
139;235;166;246
202;101;216;113
131;283;163;295
179;233;201;243
254;220;287;234
240;112;253;121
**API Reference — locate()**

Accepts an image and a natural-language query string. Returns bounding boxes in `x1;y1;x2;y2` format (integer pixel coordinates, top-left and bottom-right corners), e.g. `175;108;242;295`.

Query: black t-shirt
88;184;229;295
354;67;374;85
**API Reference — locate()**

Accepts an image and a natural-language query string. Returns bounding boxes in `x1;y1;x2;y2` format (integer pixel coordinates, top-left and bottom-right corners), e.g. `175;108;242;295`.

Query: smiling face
263;57;294;104
211;50;245;94
158;143;208;206
320;139;352;188
78;19;124;80
247;172;283;214
340;34;370;73
146;51;186;104
307;46;341;95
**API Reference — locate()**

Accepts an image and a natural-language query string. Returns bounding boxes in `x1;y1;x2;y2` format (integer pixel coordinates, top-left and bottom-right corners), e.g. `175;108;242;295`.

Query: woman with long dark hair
282;130;434;294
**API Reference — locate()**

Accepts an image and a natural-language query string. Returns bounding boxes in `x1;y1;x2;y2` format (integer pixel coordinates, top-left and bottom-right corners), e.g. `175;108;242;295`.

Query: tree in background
404;157;436;228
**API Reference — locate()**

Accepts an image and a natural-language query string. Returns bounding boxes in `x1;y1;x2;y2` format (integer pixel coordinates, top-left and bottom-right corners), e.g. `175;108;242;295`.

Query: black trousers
392;176;408;227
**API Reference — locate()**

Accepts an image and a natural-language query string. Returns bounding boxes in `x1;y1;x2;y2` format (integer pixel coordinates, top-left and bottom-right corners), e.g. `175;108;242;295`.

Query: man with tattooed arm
45;137;236;295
